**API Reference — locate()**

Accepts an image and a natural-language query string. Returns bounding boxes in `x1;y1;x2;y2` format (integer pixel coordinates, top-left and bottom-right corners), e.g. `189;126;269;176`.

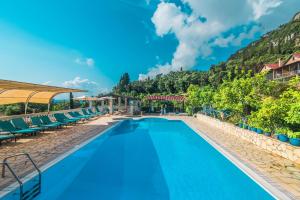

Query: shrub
288;132;300;139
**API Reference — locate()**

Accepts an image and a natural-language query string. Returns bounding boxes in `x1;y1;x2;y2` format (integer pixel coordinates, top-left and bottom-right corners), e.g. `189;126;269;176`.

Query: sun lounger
69;111;90;120
82;109;97;117
53;113;79;125
0;133;16;145
11;118;45;132
88;108;102;115
0;120;37;136
40;115;64;127
31;116;61;129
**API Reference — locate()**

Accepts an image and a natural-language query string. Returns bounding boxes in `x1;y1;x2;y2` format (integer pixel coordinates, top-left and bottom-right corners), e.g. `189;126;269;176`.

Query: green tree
248;97;286;132
213;73;277;118
69;92;74;109
113;72;130;94
248;77;300;132
186;85;214;115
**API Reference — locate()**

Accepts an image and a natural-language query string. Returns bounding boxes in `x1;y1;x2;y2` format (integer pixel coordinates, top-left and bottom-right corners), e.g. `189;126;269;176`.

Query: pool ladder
2;153;42;200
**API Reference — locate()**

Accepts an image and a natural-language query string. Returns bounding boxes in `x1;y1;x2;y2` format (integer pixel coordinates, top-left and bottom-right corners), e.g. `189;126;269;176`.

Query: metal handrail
1;162;23;199
2;153;41;200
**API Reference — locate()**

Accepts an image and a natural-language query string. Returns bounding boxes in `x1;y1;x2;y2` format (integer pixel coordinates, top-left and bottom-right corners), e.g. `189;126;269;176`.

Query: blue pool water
4;118;274;200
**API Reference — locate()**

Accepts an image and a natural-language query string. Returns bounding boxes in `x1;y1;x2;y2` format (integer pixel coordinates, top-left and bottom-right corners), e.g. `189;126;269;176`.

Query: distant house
261;53;300;80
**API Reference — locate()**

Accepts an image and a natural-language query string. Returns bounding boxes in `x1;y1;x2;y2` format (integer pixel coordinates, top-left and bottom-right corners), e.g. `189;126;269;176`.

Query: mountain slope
227;15;300;71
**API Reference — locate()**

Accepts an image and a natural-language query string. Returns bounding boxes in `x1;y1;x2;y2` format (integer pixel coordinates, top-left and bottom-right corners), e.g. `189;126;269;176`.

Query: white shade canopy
98;96;116;100
74;96;101;101
0;79;86;105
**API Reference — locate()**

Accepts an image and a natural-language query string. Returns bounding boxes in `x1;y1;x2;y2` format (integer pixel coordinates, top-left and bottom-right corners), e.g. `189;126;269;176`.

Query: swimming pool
3;118;275;200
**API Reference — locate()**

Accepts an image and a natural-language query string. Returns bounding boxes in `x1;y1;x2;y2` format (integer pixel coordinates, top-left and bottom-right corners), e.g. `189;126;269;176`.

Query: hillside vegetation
114;15;300;96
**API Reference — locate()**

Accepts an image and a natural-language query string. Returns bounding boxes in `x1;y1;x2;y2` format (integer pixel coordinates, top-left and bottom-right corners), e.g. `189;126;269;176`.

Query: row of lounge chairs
0;107;105;145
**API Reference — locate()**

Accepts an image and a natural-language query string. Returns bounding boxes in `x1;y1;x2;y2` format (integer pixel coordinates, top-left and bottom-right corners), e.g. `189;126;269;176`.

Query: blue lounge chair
0;133;16;145
82;109;96;117
53;113;79;125
69;111;90;120
0;120;37;136
40;115;64;127
11;118;44;132
31;116;60;130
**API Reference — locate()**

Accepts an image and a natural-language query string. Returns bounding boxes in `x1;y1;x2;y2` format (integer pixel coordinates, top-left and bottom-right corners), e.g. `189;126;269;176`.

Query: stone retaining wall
196;114;300;164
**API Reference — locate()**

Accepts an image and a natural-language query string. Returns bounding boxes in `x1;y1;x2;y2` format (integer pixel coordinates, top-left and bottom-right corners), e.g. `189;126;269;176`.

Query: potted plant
251;127;257;132
238;122;243;128
277;133;289;142
263;129;272;137
276;128;291;142
264;131;271;137
288;132;300;147
255;128;263;134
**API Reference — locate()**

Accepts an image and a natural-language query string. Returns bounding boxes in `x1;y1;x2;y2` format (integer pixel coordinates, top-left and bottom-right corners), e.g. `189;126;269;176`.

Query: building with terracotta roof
261;53;300;80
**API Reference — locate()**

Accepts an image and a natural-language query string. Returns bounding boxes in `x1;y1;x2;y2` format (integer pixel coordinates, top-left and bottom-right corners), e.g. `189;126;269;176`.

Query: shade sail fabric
99;96;116;100
0;79;86;105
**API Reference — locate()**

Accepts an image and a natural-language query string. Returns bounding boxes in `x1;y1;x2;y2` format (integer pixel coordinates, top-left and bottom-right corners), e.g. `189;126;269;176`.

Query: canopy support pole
124;97;127;111
25;103;28;115
47;103;51;113
101;100;104;112
24;91;39;115
109;98;113;114
118;97;121;111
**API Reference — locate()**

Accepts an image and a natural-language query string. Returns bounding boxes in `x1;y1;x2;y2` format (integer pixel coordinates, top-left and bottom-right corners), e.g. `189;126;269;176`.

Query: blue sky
0;0;299;96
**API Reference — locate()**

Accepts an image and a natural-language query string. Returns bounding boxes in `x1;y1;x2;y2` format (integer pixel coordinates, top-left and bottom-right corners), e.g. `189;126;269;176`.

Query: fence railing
274;69;300;79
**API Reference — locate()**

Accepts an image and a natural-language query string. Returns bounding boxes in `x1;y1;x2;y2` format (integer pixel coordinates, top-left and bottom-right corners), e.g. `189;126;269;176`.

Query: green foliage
52;101;70;111
113;73;131;94
69;92;74;109
276;127;293;135
114;71;209;97
186;84;214;115
213;73;276;117
288;132;300;139
248;77;300;133
3;104;24;116
248;97;285;132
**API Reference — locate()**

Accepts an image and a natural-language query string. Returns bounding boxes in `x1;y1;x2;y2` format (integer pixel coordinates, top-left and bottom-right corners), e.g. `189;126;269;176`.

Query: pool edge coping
0;120;124;199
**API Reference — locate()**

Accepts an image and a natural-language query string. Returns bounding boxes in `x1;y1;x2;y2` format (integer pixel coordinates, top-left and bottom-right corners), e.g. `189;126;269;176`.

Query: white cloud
248;0;283;20
139;0;284;79
75;57;95;67
42;81;52;85
214;35;236;48
214;25;261;47
139;2;224;80
63;77;101;95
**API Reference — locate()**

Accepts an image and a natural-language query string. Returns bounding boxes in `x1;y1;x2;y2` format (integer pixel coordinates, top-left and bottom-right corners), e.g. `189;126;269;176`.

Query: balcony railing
274;69;300;79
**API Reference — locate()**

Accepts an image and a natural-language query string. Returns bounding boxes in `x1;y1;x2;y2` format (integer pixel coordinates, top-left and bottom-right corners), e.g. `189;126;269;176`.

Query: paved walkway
165;116;300;200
